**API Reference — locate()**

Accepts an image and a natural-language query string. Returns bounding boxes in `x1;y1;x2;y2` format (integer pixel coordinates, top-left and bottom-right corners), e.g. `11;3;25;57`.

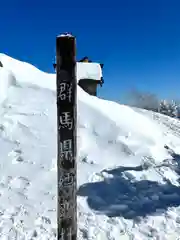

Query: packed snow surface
0;53;180;239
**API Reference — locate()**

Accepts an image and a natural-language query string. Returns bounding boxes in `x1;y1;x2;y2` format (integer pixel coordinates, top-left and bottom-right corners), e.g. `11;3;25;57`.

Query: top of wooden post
57;33;74;39
56;33;76;72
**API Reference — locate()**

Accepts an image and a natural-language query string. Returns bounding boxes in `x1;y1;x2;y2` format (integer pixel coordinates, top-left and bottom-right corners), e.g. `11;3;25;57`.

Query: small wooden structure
78;78;102;96
53;56;104;96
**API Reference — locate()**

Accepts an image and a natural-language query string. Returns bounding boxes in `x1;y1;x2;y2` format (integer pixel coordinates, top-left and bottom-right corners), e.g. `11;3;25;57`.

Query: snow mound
0;53;55;90
0;67;16;104
0;54;180;240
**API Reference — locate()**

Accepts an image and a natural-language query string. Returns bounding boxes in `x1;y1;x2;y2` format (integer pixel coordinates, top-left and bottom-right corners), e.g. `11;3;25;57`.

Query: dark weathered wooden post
56;33;77;240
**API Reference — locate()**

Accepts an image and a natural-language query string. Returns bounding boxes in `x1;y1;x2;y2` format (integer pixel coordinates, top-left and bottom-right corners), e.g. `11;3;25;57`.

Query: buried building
53;57;104;96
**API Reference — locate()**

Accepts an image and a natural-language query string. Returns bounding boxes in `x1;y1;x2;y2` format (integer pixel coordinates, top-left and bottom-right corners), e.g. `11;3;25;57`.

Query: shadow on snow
164;145;180;183
77;151;180;219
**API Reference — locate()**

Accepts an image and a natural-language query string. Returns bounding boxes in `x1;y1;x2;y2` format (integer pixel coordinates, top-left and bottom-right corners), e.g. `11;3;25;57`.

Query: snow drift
0;53;180;239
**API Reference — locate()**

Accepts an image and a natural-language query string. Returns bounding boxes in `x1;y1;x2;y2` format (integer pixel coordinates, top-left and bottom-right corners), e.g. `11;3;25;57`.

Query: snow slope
0;53;180;239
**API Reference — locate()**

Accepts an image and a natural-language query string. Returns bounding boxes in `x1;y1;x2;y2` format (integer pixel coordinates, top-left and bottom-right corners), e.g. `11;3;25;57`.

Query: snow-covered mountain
0;53;180;240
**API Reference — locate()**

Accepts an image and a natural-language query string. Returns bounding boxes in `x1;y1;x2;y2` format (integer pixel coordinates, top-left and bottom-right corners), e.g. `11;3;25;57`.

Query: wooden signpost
56;33;77;240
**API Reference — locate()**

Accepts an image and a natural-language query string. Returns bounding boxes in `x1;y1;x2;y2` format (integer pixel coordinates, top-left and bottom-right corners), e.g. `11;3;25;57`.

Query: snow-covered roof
76;62;102;81
53;61;103;81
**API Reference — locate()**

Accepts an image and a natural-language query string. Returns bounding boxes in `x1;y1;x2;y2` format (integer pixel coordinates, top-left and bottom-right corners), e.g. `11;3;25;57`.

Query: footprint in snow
9;148;24;163
9;176;30;191
81;156;94;165
0;124;5;132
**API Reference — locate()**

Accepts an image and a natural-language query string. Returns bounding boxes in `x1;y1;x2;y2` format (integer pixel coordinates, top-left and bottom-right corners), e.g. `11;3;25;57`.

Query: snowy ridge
0;54;180;239
0;54;55;91
0;53;102;91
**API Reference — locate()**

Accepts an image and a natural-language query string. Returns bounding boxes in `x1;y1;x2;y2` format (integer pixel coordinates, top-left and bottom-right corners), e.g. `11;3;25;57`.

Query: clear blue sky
1;0;180;103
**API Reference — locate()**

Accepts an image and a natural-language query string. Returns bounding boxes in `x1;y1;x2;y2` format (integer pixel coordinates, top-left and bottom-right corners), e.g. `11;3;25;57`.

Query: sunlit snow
0;53;180;239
